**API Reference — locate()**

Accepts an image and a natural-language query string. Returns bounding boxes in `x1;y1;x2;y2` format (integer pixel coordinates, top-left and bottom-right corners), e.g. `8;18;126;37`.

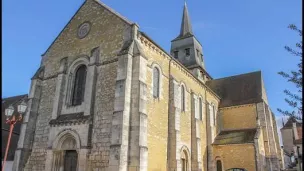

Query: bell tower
170;2;211;82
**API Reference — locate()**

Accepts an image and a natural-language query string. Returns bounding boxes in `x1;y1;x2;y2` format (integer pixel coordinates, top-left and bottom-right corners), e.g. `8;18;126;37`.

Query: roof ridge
93;0;133;25
208;70;261;82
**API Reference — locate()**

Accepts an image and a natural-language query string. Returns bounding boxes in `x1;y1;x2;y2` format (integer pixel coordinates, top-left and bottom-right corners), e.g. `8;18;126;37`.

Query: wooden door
64;150;78;171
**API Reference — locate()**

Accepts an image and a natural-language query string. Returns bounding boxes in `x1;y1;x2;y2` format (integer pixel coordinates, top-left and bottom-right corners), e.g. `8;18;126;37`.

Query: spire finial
179;1;193;37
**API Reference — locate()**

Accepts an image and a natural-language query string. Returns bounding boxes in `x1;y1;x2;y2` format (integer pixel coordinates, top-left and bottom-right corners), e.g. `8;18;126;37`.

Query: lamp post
2;101;27;171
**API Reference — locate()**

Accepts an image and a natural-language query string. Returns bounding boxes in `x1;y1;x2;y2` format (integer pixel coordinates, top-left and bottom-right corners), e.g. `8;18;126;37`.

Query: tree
277;24;302;120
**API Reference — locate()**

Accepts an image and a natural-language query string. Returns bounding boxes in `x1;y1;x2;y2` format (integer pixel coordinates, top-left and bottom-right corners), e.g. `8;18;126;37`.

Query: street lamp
2;101;27;171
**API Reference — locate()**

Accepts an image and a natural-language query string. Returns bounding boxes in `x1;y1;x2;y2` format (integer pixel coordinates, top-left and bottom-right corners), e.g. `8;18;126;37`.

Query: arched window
72;65;87;106
216;160;222;171
153;67;160;98
181;85;185;112
199;98;203;120
181;150;188;171
212;104;216;126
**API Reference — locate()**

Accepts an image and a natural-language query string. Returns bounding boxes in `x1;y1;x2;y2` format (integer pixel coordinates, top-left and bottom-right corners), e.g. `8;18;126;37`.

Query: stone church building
12;0;282;170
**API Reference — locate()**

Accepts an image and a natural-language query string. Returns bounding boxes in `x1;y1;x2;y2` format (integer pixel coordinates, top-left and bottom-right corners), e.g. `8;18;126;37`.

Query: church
12;0;282;170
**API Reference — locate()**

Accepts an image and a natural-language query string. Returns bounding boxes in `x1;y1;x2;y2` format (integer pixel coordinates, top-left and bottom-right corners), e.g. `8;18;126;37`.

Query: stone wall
138;32;220;171
212;144;256;171
16;0;283;171
220;104;257;130
22;0;132;170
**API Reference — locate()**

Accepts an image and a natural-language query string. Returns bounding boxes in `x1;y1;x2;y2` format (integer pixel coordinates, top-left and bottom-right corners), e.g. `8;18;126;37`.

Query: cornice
137;32;220;101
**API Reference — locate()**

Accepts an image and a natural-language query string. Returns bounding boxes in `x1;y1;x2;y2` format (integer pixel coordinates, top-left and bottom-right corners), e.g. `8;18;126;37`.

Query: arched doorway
64;150;78;171
61;137;78;171
52;131;80;171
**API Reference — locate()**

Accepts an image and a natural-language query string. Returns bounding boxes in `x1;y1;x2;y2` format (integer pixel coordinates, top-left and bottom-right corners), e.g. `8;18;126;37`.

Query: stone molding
49;112;92;127
219;103;256;110
108;51;133;171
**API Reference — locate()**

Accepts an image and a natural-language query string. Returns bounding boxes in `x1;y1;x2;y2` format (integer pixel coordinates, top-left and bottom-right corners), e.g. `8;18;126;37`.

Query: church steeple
179;2;193;38
170;2;211;82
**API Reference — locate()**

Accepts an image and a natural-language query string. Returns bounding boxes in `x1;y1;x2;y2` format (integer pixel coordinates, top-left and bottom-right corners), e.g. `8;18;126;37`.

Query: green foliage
277;24;302;120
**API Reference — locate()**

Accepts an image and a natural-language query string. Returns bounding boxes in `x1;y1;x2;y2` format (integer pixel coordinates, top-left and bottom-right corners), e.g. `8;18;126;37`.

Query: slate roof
2;94;28;160
212;129;257;145
206;71;263;108
281;116;302;129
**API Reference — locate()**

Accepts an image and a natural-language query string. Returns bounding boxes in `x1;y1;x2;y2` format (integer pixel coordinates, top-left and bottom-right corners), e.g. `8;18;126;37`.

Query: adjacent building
11;0;282;170
281;117;303;170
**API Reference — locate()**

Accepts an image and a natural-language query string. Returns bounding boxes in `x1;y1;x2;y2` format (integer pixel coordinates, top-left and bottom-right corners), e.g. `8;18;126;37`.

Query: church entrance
51;132;80;171
64;150;78;171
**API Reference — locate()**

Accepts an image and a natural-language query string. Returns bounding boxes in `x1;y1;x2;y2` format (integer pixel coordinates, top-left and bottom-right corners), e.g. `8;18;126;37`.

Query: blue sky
2;0;302;141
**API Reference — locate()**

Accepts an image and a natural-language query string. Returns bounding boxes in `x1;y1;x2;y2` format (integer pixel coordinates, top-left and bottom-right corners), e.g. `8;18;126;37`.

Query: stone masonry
13;0;282;171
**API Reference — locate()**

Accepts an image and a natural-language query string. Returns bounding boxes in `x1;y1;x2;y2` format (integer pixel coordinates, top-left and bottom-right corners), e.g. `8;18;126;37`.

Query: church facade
12;0;282;171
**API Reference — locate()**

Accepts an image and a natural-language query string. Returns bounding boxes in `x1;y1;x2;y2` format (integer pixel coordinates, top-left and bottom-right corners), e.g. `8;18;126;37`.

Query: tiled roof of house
212;129;257;145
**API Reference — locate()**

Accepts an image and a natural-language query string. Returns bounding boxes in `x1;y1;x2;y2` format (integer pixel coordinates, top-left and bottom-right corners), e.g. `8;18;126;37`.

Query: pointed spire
179;2;193;37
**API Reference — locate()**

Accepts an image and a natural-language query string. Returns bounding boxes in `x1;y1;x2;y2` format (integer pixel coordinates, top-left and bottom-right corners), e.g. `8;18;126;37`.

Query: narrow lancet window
216;160;222;171
185;48;190;56
199;98;203;120
181;85;185;111
153;67;160;98
72;65;87;106
174;51;179;59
